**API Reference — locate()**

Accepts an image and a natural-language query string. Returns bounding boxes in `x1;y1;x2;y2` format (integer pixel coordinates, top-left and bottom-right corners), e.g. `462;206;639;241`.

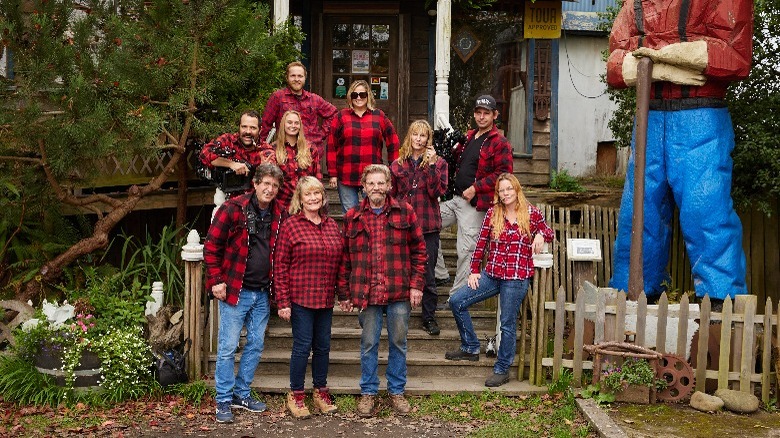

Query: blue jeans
337;183;364;213
215;288;270;403
450;272;530;374
358;301;410;395
289;303;333;391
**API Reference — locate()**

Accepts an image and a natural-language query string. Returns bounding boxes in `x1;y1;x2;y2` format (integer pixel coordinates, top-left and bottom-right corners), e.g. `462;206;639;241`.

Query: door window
331;23;391;101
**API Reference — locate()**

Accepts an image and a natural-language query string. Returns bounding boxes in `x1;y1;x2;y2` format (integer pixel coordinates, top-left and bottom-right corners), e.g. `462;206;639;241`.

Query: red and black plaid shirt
260;142;323;212
390;156;448;234
204;192;283;306
452;126;514;211
326;108;400;187
273;214;343;310
338;196;427;309
259;88;338;156
199;132;265;170
470;205;555;280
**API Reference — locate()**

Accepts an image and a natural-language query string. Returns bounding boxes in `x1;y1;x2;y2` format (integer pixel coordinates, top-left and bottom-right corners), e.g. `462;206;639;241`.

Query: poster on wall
334;77;347;98
352;50;369;74
370;77;389;100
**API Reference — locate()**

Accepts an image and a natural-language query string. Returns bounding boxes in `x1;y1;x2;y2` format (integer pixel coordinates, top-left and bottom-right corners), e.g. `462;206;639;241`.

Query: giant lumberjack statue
606;0;753;307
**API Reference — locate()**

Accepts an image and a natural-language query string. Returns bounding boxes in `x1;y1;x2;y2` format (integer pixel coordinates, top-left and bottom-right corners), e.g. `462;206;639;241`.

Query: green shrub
550;169;585;192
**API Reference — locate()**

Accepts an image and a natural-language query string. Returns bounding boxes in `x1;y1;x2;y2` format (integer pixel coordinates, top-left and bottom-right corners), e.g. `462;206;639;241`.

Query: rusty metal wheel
656;353;696;402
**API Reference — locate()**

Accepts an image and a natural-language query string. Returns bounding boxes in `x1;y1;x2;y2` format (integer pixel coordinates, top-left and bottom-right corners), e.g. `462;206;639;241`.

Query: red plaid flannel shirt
453;126;513;211
390;156;448;234
199;132;265;169
259;88;338;155
204;192;283;306
338;196;427;309
326;108;400;187
260;142;323;211
273;214;343;310
470;205;555;280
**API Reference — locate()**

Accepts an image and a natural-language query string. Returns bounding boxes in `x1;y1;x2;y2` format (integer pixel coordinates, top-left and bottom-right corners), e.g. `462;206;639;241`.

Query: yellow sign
524;1;562;39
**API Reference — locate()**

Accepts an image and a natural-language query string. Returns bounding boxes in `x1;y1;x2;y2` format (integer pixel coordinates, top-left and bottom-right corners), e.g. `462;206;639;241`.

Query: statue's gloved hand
632;40;708;72
622;53;706;87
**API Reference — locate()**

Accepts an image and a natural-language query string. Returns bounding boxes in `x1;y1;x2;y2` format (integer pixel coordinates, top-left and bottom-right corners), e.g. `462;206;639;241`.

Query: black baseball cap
474;95;497;111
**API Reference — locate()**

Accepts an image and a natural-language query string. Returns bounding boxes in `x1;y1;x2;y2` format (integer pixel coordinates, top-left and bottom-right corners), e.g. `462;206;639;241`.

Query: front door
322;15;399;126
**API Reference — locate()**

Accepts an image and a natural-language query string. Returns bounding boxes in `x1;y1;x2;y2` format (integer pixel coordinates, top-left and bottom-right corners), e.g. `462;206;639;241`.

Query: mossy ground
607;402;780;437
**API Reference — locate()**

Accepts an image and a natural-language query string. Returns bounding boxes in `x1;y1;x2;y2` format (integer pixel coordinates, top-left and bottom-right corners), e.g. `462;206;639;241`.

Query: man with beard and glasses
338;164;427;418
200;110;273;197
260;61;338;157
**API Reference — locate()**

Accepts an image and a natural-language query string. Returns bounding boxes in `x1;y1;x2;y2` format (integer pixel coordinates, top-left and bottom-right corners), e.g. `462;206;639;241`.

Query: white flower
21;318;41;332
42;300;75;329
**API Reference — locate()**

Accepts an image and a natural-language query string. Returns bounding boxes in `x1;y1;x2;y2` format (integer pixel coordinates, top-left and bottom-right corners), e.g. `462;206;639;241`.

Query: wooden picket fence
535;286;777;405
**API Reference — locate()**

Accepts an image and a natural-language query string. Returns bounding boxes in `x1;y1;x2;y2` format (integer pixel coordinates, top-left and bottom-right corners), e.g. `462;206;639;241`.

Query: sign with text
524;1;562;39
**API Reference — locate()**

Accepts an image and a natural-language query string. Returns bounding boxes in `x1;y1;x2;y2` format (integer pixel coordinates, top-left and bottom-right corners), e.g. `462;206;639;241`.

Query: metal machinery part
656;353;696;402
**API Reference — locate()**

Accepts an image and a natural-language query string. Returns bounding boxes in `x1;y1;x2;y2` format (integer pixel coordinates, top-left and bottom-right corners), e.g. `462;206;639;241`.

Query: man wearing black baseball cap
435;95;513;300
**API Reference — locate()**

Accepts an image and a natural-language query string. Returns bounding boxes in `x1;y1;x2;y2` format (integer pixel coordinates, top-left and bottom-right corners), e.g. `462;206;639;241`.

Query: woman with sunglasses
326;80;400;212
443;173;554;388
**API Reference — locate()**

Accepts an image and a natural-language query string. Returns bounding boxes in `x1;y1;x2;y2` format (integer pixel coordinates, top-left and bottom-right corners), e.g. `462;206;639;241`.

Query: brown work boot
389;393;411;415
356;394;376;417
286;391;311;418
312;387;338;414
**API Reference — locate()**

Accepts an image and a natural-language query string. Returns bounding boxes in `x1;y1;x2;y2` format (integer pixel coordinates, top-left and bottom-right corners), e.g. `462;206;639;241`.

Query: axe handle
628;57;654;301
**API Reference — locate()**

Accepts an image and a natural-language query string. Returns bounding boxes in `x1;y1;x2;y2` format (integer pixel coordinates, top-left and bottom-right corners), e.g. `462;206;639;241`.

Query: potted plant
599;357;667;404
15;296;153;398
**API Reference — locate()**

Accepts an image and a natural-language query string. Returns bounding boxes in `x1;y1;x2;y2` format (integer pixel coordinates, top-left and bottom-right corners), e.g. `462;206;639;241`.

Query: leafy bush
550;169;585;192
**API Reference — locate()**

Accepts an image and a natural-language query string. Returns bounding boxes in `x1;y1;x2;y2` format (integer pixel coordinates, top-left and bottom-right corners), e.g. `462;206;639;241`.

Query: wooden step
244;375;547;395
267;308;503;331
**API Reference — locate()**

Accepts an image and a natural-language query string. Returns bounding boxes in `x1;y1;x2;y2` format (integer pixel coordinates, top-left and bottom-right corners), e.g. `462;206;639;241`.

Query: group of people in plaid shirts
201;61;554;422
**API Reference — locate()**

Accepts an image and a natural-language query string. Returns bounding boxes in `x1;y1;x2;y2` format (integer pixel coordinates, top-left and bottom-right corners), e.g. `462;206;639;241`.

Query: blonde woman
273;176;343;418
443;173;554;388
326;80;399;212
390;120;448;336
267;110;322;211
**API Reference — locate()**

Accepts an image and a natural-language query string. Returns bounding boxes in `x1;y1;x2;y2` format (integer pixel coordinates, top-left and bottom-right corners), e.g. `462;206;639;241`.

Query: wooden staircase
203;188;546;395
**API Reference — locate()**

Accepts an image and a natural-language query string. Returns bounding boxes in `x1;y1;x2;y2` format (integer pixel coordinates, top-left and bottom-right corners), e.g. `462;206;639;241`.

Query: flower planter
34;348;102;391
614;384;652;404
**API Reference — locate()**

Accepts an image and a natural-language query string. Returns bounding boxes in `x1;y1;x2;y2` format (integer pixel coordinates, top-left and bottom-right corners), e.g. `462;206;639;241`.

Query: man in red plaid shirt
259;61;338;157
204;163;284;424
337;164;426;418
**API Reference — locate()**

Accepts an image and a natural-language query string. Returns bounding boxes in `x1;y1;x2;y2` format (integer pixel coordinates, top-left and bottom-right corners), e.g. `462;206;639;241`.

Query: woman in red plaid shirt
390;120;448;336
444;173;554;388
327;80;400;213
273;176;343;418
263;110;322;212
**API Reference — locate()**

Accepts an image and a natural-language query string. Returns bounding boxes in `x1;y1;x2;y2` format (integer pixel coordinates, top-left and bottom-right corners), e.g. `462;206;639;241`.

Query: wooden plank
742;210;753;294
553;288;566;383
529;285;539;385
762;298;772;405
750;208;765;304
541;358;594;370
695;296;711;393
739;295;757;391
536;279;547;386
732;296;747;387
676;294;689;358
573;292;585;387
615;292;626;342
777;301;780;410
594;290;606;344
518;293;529;381
764;200;779;311
636;292;647;347
718;298;733;389
656;293;668;354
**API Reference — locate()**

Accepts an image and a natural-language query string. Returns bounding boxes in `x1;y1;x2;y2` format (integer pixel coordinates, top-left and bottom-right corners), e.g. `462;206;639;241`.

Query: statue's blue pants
609;107;747;300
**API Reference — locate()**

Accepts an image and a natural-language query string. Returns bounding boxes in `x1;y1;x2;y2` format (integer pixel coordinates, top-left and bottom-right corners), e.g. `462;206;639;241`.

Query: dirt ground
606;402;780;438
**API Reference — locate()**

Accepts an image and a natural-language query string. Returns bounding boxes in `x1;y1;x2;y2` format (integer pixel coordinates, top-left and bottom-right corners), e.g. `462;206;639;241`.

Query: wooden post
181;229;204;380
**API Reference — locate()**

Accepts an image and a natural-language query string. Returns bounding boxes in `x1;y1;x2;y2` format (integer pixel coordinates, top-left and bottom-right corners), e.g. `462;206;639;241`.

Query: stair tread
267;326;522;340
245;375;547;395
254;349;519;366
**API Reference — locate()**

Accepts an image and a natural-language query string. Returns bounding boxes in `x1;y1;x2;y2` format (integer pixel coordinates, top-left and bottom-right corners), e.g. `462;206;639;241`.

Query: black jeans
422;232;440;322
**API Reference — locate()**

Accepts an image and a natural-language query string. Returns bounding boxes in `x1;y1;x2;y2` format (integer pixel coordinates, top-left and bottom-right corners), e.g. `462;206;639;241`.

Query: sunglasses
350;91;368;100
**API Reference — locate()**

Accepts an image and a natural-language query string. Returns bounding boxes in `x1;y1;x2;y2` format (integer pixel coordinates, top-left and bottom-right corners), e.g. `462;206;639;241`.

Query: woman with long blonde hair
444;173;554;388
267;110;321;211
390;120;448;336
273;176;343;418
